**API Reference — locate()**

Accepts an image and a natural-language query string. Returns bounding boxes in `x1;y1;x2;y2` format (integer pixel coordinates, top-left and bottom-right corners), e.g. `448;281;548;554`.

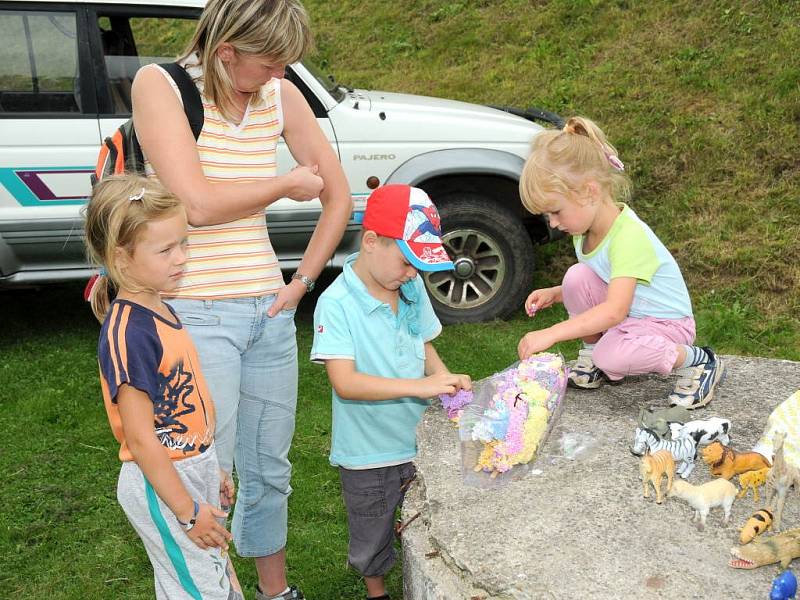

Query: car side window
95;14;196;115
0;10;80;114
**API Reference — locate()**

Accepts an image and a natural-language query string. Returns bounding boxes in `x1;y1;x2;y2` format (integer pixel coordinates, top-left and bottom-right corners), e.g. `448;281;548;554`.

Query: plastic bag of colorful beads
458;352;567;487
439;388;473;425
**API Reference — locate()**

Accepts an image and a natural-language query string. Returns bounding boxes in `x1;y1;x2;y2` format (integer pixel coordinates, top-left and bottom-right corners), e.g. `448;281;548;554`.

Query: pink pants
562;263;695;380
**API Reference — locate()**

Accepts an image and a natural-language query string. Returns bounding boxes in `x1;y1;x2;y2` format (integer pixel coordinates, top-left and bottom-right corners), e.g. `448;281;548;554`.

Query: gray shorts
339;462;417;578
117;447;242;600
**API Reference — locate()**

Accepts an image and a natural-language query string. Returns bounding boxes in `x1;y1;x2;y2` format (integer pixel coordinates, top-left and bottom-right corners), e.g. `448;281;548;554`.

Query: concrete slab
402;356;800;599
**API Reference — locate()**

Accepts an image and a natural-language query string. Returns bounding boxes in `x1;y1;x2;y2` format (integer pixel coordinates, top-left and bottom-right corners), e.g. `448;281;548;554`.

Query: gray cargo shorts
338;462;417;577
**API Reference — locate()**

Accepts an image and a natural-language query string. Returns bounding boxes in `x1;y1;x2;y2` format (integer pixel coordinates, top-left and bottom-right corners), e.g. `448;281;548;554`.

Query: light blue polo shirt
310;253;442;469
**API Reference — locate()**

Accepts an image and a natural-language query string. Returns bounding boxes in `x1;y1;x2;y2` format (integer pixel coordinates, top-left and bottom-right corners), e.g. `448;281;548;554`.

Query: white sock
680;345;709;368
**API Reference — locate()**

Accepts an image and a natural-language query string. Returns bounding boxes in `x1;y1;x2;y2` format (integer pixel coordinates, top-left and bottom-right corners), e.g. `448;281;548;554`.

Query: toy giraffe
765;431;800;531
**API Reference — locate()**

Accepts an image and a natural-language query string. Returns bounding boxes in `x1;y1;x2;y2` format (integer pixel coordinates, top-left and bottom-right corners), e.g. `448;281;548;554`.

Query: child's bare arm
518;277;636;358
117;385;232;550
524;285;563;316
325;358;467;400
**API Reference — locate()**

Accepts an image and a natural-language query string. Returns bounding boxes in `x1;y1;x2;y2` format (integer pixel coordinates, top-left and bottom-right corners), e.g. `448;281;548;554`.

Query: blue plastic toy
771;570;797;600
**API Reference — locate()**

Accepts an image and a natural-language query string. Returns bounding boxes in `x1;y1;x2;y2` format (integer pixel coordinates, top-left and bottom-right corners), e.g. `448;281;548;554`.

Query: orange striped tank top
144;59;284;299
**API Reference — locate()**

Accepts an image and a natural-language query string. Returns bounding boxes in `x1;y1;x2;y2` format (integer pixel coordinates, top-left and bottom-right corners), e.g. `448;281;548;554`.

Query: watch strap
291;272;315;292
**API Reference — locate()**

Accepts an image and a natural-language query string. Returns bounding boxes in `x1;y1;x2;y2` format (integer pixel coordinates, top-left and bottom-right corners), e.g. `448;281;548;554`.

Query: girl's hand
219;470;235;513
524;287;560;317
266;279;306;317
186;503;232;550
285;165;324;201
517;329;557;360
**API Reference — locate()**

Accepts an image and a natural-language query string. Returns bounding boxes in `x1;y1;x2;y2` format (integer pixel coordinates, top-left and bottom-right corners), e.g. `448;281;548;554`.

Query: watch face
294;273;313;291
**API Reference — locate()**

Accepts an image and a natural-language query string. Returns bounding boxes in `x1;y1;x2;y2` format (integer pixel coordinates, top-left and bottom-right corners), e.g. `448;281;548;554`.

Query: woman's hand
517;328;558;360
524;286;561;317
285;165;324;201
266;279;306;317
185;503;232;550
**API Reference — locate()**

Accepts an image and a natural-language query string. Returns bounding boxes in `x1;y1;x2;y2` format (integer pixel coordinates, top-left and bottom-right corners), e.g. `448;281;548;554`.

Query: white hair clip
129;187;146;202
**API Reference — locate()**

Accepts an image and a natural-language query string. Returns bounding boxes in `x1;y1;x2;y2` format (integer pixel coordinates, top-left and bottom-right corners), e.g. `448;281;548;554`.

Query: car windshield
302;60;348;102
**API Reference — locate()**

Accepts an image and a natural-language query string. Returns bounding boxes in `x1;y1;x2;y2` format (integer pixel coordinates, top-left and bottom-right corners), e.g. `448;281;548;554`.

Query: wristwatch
291;272;315;292
177;500;199;532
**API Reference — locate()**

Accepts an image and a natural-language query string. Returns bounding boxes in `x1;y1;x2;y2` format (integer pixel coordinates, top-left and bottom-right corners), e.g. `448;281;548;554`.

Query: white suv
0;0;562;322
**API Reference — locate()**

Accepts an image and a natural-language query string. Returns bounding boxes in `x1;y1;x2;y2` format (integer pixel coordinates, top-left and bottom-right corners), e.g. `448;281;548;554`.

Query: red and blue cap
363;184;454;272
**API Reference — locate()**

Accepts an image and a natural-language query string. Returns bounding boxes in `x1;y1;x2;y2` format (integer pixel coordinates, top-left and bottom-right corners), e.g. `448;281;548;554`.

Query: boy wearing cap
310;184;471;600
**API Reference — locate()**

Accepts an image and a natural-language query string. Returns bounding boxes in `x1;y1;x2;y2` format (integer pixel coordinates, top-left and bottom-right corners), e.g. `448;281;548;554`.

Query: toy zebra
632;427;698;479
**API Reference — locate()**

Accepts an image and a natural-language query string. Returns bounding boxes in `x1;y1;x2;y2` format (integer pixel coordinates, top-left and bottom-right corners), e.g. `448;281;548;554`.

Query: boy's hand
219;470;235;513
416;372;468;398
525;287;559;317
518;329;557;360
185;503;233;550
452;373;472;392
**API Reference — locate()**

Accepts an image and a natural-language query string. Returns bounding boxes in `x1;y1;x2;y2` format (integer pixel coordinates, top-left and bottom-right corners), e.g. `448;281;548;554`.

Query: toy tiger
738;467;771;503
640;449;675;504
739;508;774;544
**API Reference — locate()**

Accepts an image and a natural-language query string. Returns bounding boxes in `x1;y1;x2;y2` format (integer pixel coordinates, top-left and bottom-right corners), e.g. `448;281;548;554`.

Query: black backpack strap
159;62;204;141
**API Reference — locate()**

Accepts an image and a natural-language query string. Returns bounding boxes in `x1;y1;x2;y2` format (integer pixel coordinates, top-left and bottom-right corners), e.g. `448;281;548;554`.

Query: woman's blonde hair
83;175;183;322
181;0;313;122
519;116;632;214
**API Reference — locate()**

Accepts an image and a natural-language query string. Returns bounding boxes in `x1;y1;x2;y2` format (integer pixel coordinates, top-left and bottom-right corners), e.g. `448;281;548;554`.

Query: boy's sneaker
668;347;725;410
568;347;606;389
256;586;305;600
366;596;391;600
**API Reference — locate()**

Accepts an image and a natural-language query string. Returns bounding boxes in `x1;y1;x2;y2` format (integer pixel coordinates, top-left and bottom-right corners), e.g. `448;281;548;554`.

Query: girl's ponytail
86;274;112;323
520;116;631;214
562;116;624;172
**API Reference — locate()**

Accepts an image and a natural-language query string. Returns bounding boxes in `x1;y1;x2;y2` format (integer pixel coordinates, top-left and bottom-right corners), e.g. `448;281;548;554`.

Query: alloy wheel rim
423;228;506;310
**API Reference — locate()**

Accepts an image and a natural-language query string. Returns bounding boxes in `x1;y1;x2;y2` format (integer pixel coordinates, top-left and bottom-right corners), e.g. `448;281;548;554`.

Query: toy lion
701;441;771;480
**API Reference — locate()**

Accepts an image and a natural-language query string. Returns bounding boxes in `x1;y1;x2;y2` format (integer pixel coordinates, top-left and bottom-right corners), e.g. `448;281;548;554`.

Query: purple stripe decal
16;169;94;201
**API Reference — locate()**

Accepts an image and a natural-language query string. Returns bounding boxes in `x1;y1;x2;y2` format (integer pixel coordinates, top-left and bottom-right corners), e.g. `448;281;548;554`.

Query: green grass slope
307;0;800;358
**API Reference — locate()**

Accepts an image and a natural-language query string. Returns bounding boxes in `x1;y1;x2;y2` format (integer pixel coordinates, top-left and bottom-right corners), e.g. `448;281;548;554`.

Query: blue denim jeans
166;295;298;557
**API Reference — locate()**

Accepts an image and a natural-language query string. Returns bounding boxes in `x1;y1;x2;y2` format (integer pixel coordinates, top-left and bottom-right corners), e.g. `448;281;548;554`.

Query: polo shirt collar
342;253;419;315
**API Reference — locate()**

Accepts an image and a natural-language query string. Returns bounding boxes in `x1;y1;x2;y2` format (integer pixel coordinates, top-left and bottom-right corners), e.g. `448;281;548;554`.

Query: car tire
423;193;535;324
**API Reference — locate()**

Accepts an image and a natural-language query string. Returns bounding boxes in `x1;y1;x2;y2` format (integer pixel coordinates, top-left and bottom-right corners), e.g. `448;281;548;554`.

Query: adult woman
131;1;351;598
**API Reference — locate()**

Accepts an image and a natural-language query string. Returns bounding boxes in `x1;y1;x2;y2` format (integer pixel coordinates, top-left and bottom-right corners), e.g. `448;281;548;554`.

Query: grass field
1;1;798;599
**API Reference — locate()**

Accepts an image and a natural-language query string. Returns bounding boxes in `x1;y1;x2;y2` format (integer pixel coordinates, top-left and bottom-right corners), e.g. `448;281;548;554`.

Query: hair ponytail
86;275;112;323
519;116;631;214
